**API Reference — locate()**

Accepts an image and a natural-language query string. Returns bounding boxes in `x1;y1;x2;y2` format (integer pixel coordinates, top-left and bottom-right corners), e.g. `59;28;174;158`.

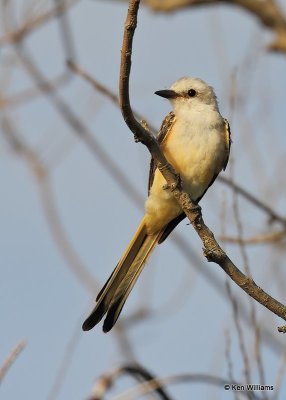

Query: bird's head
155;77;219;115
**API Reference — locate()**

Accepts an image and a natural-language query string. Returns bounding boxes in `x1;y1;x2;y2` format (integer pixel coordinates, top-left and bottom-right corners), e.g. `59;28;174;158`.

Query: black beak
154;89;177;99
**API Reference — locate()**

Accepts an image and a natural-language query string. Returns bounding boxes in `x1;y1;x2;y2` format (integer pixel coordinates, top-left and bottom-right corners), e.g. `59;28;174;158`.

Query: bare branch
221;230;286;245
19;55;284;351
15;44;143;207
57;60;286;350
47;321;82;400
67;60;120;107
0;114;98;294
4;25;284;352
218;176;286;227
0;71;71;109
68;61;286;230
67;60;157;133
89;364;172;400
224;330;239;400
226;280;252;384
54;0;77;62
1;113;136;360
232;185;266;390
0;0;78;46
0;340;26;383
112;372;260;400
141;0;286;53
119;0;286;329
273;350;286;400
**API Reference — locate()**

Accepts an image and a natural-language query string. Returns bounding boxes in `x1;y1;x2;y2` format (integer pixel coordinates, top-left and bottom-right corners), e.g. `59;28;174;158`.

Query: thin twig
220;230;286;245
0;0;78;46
1;113;136;360
0;71;71;109
67;60;120;107
46;319;82;400
232;178;266;390
4;41;285;352
5;12;285;348
272;350;286;400
224;330;239;400
112;373;260;400
0;114;98;294
119;0;286;330
67;61;286;230
54;0;77;62
89;364;172;400
0;340;26;383
225;279;251;384
131;0;286;53
67;60;157;133
15;44;143;207
218;176;286;227
68;60;286;343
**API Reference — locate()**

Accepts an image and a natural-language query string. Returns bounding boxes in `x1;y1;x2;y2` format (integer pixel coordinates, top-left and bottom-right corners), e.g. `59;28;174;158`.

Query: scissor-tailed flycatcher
82;77;231;332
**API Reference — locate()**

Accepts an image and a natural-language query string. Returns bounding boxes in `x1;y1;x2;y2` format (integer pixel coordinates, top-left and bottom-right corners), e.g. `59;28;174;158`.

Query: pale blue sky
1;1;286;399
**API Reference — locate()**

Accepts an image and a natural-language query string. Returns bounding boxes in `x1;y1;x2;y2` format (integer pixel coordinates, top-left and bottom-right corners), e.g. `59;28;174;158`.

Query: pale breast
162;117;226;198
145;112;227;233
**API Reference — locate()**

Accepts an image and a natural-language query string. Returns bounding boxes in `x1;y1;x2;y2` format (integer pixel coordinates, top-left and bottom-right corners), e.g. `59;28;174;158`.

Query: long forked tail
82;218;161;332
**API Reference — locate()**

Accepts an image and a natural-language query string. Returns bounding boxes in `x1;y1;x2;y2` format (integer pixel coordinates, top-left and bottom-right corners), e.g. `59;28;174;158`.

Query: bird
82;77;231;333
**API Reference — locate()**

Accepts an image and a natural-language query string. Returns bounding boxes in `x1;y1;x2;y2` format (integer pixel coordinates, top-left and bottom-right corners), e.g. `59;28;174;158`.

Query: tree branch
0;0;78;46
221;229;286;245
141;0;286;53
89;364;172;400
0;340;26;383
218;176;286;226
113;372;260;400
119;0;286;330
67;61;286;230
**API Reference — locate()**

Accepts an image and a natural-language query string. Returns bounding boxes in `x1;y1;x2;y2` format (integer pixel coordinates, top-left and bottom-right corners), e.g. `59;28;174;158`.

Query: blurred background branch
1;0;286;398
89;364;172;400
127;0;286;52
0;340;26;384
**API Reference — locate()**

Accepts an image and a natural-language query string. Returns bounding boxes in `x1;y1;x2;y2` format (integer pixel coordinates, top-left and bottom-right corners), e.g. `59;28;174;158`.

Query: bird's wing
196;117;232;202
223;118;232;171
148;111;176;193
147;111;183;244
148;115;231;244
163;118;232;244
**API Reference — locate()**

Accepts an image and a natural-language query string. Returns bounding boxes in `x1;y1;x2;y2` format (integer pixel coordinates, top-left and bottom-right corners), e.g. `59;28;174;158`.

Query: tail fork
82;218;160;332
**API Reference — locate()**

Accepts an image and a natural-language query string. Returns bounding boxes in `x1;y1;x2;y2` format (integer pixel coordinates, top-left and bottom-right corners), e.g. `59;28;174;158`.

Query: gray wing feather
223;118;232;170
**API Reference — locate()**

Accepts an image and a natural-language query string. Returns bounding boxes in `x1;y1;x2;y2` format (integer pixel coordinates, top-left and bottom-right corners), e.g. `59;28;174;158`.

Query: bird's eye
188;89;197;97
